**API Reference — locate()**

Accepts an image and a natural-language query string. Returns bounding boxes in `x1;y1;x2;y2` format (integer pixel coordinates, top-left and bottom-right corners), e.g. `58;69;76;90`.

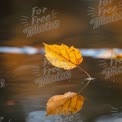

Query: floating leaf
44;43;83;70
46;92;84;115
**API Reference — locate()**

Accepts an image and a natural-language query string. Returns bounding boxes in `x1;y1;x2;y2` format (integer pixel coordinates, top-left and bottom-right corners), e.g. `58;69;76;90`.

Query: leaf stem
77;66;91;93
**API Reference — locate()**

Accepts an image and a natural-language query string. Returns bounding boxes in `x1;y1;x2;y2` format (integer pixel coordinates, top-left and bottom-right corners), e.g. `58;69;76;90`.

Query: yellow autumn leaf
114;54;122;60
46;92;84;116
44;43;83;70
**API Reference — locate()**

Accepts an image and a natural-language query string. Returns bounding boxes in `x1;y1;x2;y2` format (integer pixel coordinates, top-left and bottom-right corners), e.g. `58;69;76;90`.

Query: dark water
0;52;122;122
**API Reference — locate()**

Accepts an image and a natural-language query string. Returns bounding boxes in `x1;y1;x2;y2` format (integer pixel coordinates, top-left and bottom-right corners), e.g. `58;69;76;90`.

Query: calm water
0;51;122;122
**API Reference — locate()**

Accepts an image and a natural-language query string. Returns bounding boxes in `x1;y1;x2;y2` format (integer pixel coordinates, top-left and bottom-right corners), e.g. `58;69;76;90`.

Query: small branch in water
77;66;92;93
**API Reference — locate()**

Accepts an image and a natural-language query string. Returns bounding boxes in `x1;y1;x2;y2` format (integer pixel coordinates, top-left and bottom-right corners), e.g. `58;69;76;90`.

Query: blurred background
0;0;122;122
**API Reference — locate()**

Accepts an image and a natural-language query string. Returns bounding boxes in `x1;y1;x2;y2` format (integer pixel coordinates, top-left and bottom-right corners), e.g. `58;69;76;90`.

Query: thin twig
77;66;91;93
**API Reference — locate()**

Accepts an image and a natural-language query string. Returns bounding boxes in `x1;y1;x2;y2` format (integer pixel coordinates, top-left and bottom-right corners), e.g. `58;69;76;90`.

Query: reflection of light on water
95;113;122;122
0;47;40;54
26;111;83;122
0;47;122;58
26;111;63;122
